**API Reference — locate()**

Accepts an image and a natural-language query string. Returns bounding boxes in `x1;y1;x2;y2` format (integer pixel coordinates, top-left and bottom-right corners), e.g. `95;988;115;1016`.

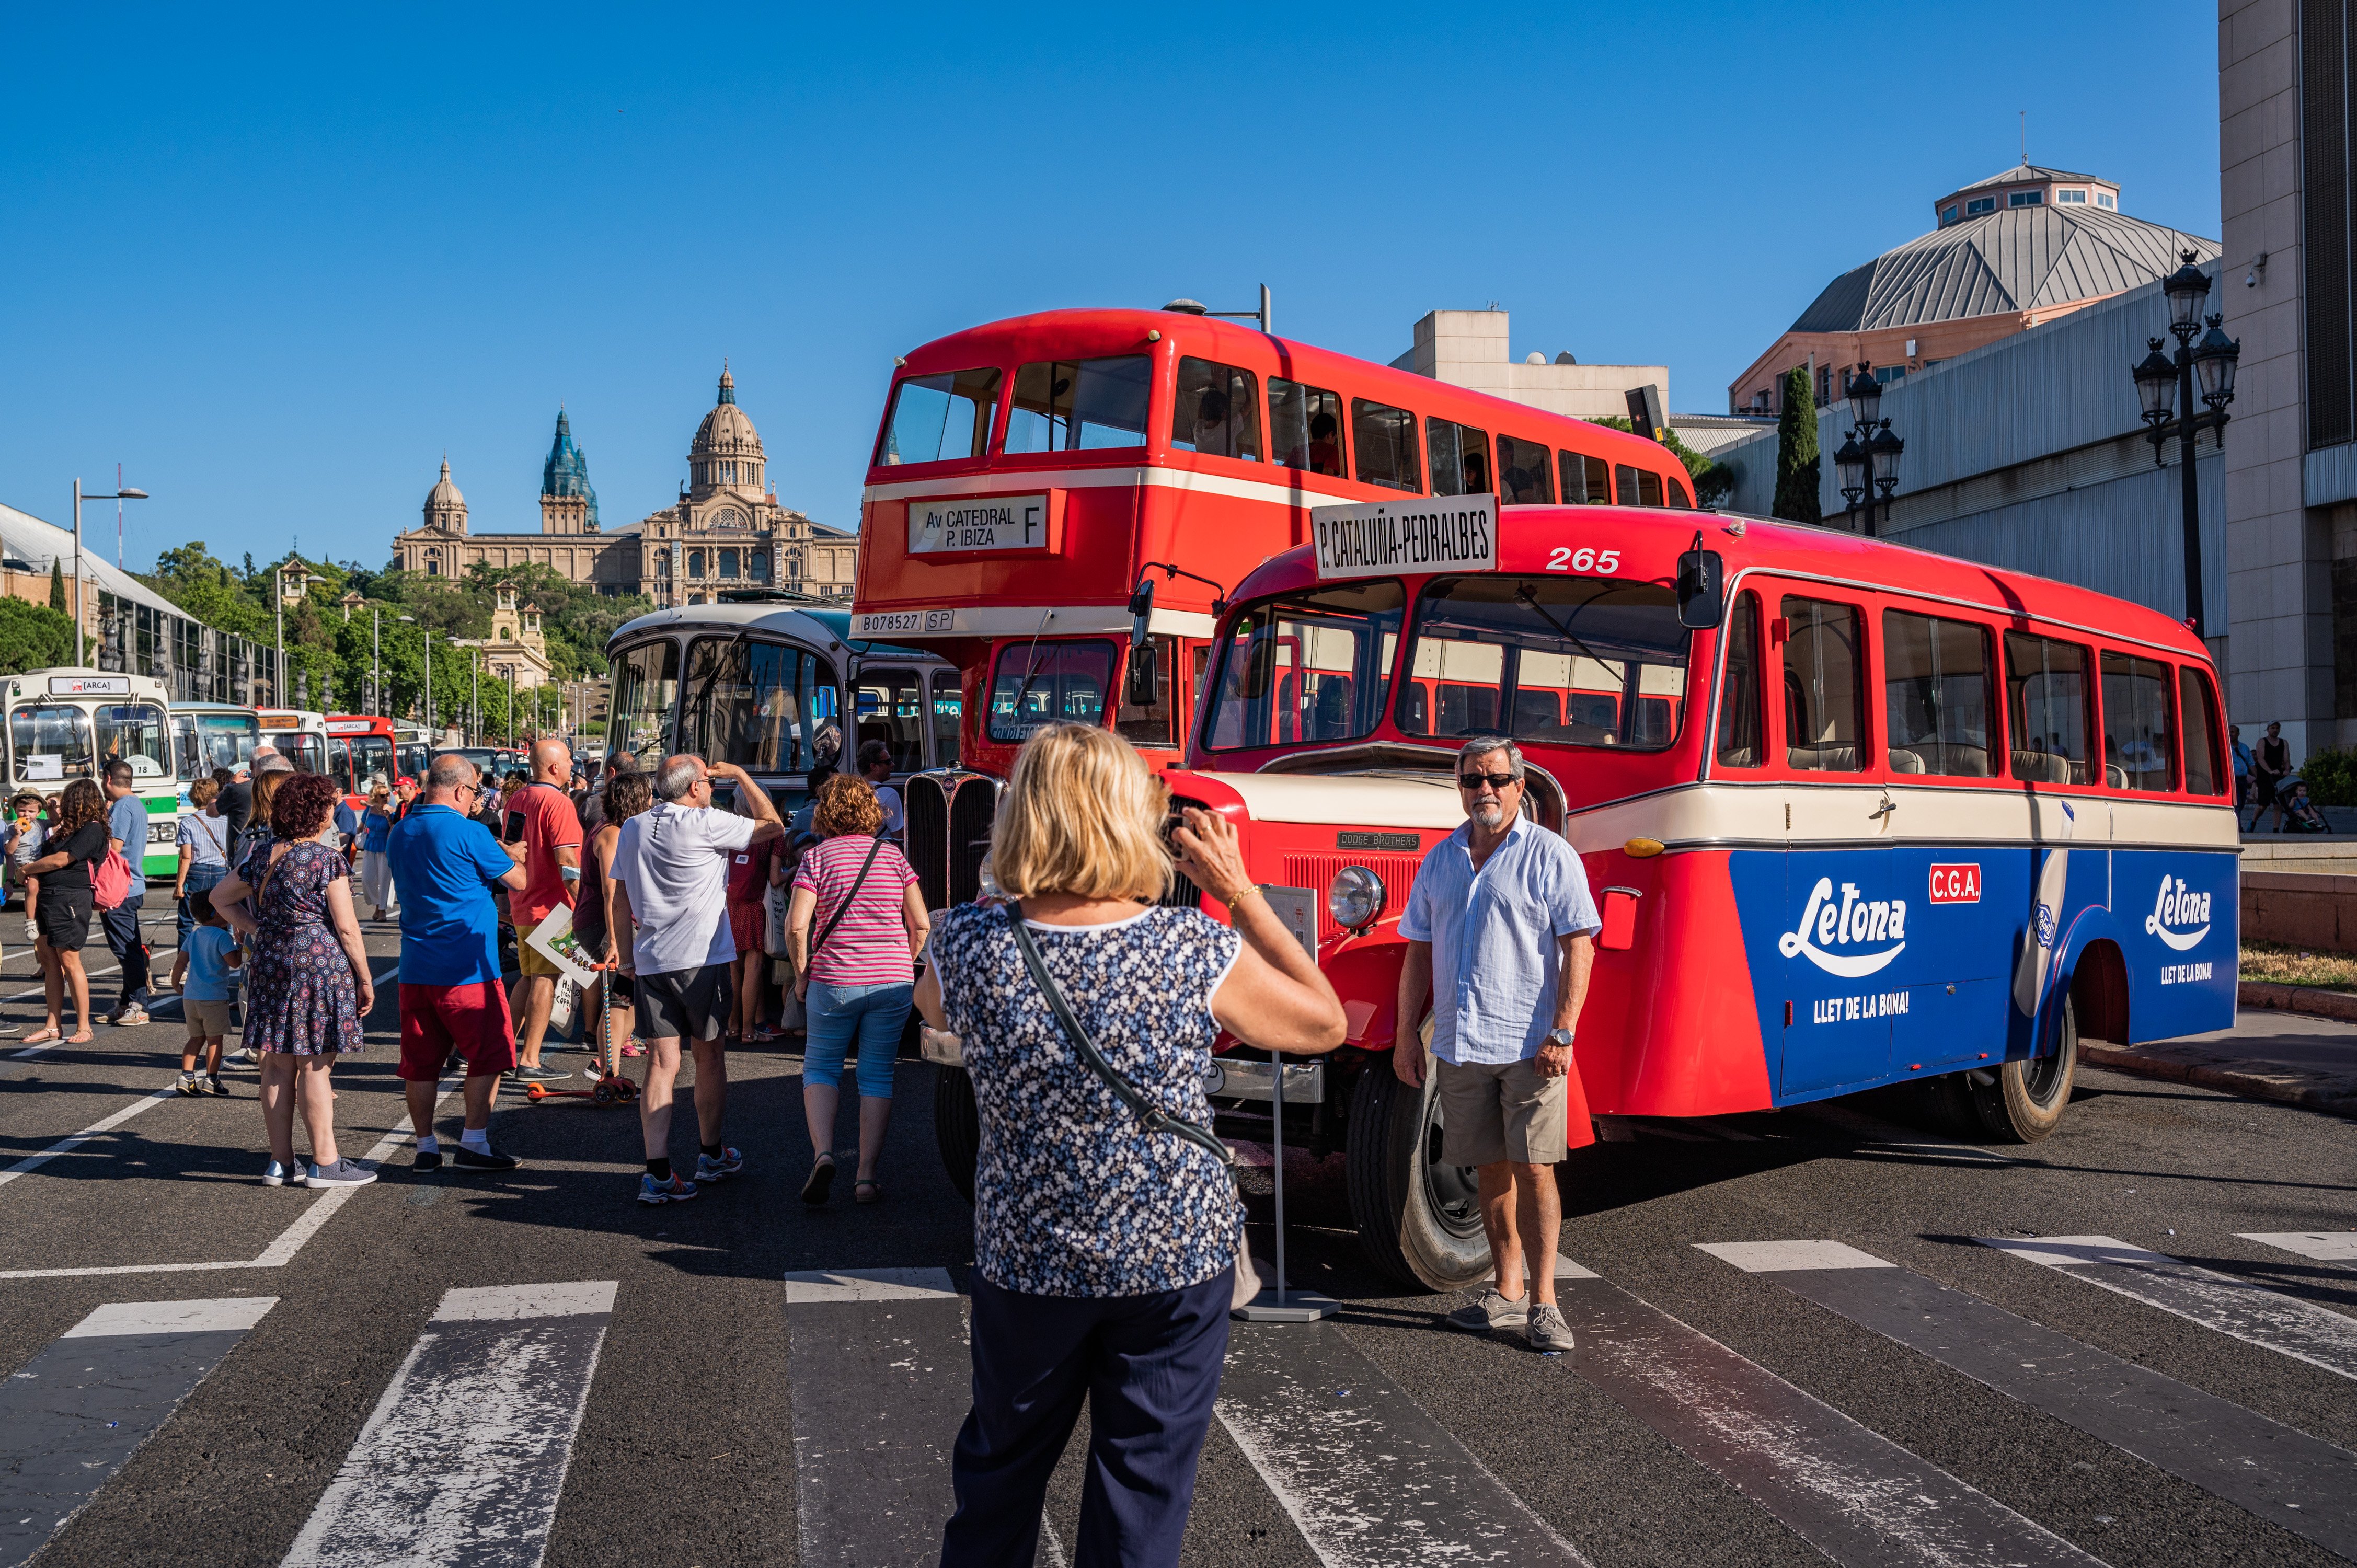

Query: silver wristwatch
1546;1027;1575;1047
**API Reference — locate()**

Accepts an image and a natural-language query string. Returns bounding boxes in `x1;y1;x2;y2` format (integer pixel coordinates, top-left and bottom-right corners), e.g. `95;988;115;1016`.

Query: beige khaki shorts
183;998;233;1041
1434;1055;1568;1167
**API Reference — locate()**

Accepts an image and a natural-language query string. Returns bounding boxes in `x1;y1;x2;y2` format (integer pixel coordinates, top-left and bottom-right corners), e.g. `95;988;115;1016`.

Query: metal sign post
1235;887;1337;1323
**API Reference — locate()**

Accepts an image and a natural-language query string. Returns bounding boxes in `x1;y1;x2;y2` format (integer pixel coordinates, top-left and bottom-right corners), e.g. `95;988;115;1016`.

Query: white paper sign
522;900;602;991
24;755;63;781
1312;493;1497;580
907;493;1050;554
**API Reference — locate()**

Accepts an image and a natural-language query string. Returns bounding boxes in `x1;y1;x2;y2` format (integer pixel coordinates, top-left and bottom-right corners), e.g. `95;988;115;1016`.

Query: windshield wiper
1511;583;1605;663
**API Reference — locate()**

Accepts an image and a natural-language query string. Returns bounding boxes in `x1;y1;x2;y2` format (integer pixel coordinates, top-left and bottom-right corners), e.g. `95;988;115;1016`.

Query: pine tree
1773;366;1822;525
47;559;64;614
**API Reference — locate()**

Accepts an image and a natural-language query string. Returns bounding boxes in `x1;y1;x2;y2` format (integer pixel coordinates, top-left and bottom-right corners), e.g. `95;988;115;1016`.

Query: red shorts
728;903;764;960
398;981;518;1080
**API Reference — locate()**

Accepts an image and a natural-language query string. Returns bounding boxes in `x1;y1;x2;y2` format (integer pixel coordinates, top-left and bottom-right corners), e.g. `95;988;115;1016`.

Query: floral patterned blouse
930;902;1243;1297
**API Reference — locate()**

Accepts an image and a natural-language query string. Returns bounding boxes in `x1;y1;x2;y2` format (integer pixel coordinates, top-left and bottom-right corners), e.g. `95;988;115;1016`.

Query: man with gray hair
1396;735;1599;1353
610;753;783;1203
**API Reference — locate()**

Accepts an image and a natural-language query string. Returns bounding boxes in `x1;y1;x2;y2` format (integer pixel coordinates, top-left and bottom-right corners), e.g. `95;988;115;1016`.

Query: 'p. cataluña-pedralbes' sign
1311;494;1496;581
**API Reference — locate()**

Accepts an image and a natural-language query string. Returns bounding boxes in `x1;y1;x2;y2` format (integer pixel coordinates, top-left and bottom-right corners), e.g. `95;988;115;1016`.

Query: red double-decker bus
851;306;1689;907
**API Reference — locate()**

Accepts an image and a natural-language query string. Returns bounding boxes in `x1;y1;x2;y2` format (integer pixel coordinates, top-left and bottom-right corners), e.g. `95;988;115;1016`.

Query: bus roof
606;602;937;663
1234;504;2211;663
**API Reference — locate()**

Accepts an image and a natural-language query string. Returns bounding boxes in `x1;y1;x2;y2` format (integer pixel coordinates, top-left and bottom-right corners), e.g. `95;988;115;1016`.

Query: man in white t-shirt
858;740;904;840
610;753;784;1204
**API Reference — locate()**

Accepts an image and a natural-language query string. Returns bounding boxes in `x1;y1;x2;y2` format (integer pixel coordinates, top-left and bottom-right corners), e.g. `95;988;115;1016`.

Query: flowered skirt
245;918;364;1055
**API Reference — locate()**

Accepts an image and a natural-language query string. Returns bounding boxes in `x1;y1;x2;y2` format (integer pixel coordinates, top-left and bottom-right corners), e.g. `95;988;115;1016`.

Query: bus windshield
610;640;680;762
10;704;93;783
678;637;842;776
1204;581;1405;751
269;732;328;774
175;713;259;781
987;641;1113;743
1397;575;1689;750
343;735;397;790
95;703;171;781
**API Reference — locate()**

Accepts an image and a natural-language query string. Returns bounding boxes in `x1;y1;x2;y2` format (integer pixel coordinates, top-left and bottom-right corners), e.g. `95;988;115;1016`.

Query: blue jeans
177;866;225;951
803;981;911;1099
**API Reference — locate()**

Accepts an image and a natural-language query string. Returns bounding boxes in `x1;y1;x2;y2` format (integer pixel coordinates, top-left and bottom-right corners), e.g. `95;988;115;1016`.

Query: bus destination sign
907;494;1050;555
47;675;130;696
1312;494;1497;581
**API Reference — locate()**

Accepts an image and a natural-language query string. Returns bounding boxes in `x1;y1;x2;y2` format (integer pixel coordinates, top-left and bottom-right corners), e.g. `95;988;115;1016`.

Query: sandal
18;1027;60;1045
800;1154;836;1205
854;1178;882;1205
62;1031;94;1045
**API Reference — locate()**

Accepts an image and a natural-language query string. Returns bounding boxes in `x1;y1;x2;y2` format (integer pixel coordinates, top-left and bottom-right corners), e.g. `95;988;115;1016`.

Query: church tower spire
539;407;600;535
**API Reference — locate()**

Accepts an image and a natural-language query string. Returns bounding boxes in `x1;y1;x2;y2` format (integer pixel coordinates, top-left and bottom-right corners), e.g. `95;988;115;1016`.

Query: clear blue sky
0;3;2221;574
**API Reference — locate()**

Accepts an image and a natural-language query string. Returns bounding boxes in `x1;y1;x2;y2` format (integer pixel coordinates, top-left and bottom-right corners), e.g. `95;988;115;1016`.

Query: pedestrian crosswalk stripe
1693;1239;1895;1273
2241;1231;2357;1263
1554;1274;2100;1566
0;1294;277;1568
0;1086;178;1188
280;1281;616;1568
1980;1235;2357;1382
1706;1240;2357;1559
784;1266;957;1303
1217;1321;1590;1567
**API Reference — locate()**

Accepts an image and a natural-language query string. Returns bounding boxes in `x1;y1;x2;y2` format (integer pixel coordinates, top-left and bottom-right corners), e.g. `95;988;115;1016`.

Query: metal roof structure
1789;185;2217;334
1952;163;2102;192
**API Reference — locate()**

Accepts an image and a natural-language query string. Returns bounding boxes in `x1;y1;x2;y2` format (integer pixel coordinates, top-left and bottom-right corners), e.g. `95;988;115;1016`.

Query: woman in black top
20;779;109;1043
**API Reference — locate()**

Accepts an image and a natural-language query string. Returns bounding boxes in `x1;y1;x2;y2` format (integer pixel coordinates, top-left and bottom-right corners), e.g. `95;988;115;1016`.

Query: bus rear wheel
1971;996;2078;1143
1346;1054;1493;1290
935;1066;979;1203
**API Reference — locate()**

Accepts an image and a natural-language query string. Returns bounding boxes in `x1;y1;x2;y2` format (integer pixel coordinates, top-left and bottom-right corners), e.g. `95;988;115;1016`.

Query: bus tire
1972;997;2078;1143
935;1065;979;1204
1346;1055;1492;1290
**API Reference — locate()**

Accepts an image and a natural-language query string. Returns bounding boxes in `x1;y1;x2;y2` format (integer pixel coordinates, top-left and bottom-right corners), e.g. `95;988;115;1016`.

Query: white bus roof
607;603;941;665
2;667;169;700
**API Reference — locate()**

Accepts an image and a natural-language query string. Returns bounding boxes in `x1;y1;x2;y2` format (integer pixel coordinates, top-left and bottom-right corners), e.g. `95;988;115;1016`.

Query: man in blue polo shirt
388;753;528;1172
1397;736;1599;1355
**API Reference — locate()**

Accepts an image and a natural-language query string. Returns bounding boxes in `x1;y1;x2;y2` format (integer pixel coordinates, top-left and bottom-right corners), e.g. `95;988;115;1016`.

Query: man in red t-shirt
504;737;583;1085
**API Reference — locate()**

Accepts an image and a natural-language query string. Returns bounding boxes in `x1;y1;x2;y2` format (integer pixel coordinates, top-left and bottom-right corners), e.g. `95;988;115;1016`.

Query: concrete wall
1392;310;1667;424
2244;870;2357;953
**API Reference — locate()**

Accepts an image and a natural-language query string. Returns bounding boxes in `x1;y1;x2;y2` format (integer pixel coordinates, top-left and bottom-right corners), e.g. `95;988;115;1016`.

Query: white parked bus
2;668;178;877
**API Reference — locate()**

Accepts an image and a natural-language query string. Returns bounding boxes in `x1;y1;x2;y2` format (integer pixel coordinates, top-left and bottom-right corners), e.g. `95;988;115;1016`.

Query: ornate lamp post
1831;365;1903;536
2133;250;2241;639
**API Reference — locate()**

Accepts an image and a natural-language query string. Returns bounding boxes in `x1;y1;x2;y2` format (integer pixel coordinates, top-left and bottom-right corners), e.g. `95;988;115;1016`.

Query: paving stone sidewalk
2085;988;2357;1115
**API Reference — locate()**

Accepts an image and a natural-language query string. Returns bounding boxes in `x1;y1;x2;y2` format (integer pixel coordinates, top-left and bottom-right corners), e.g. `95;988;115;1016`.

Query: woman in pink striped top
784;775;930;1205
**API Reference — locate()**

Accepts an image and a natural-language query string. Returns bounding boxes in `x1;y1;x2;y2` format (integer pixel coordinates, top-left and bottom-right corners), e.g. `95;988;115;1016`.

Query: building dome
691;362;764;459
421;457;467;534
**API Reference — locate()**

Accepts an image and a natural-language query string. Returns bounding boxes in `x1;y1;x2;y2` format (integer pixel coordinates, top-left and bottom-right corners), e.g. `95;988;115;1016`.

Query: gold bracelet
1225;883;1263;908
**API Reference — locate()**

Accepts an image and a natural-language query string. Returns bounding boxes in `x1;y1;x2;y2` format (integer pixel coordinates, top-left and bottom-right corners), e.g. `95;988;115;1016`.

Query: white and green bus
3;668;179;878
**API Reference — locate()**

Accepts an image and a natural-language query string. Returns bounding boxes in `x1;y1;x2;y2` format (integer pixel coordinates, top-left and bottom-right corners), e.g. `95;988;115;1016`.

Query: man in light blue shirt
1397;736;1598;1353
101;759;154;1027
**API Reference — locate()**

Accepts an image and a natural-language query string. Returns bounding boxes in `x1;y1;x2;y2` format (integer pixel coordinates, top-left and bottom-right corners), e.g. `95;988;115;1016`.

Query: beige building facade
1390;310;1668;422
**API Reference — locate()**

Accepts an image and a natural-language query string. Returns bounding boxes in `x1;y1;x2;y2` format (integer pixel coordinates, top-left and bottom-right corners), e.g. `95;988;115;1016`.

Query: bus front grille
907;774;952;910
948;776;1001;907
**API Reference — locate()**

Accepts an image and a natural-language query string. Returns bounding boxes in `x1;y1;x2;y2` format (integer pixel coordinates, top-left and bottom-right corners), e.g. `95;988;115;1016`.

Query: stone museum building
390;366;859;605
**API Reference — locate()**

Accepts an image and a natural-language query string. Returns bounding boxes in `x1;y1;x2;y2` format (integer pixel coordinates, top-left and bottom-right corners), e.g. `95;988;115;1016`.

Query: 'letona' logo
2143;875;2212;952
1779;877;1907;977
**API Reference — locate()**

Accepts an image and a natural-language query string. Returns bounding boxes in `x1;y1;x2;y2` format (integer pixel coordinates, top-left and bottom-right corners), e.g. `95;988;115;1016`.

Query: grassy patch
2241;940;2357;992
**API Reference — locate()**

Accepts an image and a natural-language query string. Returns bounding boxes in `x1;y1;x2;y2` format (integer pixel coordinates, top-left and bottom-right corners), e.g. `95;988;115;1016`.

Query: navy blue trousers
941;1267;1232;1568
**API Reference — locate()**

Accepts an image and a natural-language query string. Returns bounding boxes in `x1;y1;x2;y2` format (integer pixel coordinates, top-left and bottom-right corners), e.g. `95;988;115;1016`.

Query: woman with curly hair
211;770;378;1188
18;779;111;1044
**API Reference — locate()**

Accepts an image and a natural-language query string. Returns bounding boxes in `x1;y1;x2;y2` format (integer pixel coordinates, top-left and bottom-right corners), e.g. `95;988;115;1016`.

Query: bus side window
1882;611;1994;777
1271;379;1345;476
1636;469;1664;506
2099;651;2176;791
2178;666;2225;795
1352;399;1422;492
1427;419;1490;496
1781;596;1865;772
1664;473;1693;508
1497;436;1553;503
1170;358;1261;460
1561;452;1611;503
2003;632;2092;785
1715;591;1762;768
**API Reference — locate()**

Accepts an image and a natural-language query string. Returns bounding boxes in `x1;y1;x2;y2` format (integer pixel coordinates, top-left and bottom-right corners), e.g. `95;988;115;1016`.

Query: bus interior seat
1716;745;1756;768
1786;744;1862;771
2106;764;2129;789
2010;748;2074;783
1886;747;1925;773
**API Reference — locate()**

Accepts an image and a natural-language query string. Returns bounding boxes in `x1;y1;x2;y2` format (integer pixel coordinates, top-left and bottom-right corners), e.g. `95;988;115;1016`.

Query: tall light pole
371;607;381;715
396;615;434;732
2133;251;2243;640
71;480;148;666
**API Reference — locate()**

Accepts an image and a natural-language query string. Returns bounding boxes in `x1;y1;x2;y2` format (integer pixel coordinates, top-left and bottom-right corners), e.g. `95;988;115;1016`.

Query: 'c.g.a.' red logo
1928;863;1981;904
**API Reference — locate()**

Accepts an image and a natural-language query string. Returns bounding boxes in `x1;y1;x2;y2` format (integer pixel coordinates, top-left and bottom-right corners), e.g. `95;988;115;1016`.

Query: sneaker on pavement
202;1076;227;1097
1445;1287;1530;1334
694;1147;745;1183
511;1064;570;1085
260;1158;306;1188
111;1006;150;1028
637;1173;700;1205
176;1075;200;1096
452;1145;523;1172
222;1046;258;1069
413;1147;444;1172
306;1158;377;1187
1525;1303;1577;1353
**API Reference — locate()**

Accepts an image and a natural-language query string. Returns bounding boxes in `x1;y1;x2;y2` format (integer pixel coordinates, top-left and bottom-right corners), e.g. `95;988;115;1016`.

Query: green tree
1773;366;1821;525
47;560;63;613
0;599;75;676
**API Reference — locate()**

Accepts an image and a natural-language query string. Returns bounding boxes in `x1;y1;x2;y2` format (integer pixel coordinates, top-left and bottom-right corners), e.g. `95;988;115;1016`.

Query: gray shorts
635;963;731;1044
1434;1055;1568;1167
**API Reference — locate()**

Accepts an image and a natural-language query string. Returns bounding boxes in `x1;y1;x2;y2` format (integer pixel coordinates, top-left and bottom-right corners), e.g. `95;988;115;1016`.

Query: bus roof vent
1162;298;1209;315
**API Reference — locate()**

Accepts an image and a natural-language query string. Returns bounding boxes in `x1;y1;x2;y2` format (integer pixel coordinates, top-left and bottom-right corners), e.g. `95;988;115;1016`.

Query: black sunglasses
1458;770;1520;791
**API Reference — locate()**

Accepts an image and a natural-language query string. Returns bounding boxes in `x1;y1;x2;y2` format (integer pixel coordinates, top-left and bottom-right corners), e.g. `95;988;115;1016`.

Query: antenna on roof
2020;110;2027;165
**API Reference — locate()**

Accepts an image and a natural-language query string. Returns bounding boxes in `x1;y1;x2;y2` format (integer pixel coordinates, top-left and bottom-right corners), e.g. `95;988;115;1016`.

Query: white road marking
62;1296;278;1337
434;1281;617;1322
0;1087;178;1187
1693;1240;1897;1274
783;1266;957;1304
1979;1235;2357;1381
2243;1231;2357;1263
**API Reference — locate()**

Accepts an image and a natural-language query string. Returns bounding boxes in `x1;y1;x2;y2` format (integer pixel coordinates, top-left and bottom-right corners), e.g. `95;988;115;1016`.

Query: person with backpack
19;779;111;1045
99;760;153;1027
784;774;927;1205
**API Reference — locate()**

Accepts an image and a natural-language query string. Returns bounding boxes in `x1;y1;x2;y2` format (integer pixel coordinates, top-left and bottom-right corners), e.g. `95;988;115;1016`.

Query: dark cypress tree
1772;366;1822;525
48;559;64;613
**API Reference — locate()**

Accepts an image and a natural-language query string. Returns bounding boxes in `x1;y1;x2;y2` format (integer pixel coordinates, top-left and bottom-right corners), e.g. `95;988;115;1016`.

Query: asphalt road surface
0;904;2351;1567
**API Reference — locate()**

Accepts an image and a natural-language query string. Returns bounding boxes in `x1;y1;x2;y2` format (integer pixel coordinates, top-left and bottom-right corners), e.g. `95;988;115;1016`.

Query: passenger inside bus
1170;358;1261;462
1271;378;1345;476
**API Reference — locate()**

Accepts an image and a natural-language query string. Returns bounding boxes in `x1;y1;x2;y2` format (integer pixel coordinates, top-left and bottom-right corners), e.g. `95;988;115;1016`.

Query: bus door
853;664;927;773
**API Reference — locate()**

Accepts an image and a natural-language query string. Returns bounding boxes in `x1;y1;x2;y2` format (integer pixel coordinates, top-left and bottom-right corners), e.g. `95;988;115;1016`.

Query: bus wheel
1972;997;2078;1143
935;1066;979;1204
1346;1055;1492;1290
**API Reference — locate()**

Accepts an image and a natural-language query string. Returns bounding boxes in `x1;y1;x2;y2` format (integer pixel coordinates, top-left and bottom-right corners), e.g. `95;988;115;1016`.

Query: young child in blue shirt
174;900;243;1096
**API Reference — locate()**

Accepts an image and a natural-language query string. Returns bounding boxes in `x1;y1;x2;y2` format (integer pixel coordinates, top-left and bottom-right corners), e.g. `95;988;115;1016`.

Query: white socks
413;1135;440;1155
459;1128;490;1154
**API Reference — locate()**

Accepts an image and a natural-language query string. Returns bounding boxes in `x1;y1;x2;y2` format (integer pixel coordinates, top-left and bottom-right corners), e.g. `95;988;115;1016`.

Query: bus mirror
1124;644;1160;710
1677;548;1724;629
1127;580;1154;654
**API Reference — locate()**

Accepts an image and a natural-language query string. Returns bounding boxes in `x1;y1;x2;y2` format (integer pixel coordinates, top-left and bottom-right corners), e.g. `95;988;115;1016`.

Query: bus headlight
1327;865;1386;932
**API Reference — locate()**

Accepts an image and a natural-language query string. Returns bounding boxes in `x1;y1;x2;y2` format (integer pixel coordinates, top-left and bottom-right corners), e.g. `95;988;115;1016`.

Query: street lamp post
1831;365;1903;537
396;616;433;732
371;608;381;716
2133;250;2242;640
70;480;148;666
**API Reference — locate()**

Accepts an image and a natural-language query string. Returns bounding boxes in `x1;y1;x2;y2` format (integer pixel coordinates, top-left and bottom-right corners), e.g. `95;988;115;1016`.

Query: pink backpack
92;846;133;910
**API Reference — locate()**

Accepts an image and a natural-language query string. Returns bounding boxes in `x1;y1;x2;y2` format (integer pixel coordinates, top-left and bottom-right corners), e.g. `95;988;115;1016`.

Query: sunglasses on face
1459;771;1520;792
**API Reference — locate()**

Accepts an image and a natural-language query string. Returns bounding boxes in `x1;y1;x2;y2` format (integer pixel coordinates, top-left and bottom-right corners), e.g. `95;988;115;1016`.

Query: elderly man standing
611;754;784;1203
504;738;583;1087
1396;736;1599;1353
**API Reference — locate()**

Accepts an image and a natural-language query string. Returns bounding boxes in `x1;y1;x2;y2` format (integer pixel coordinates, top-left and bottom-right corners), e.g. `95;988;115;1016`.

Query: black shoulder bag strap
808;835;887;961
1007;905;1234;1168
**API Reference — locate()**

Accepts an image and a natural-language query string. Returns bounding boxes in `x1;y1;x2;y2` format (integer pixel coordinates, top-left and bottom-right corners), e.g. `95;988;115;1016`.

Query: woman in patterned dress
211;771;378;1189
917;724;1344;1568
